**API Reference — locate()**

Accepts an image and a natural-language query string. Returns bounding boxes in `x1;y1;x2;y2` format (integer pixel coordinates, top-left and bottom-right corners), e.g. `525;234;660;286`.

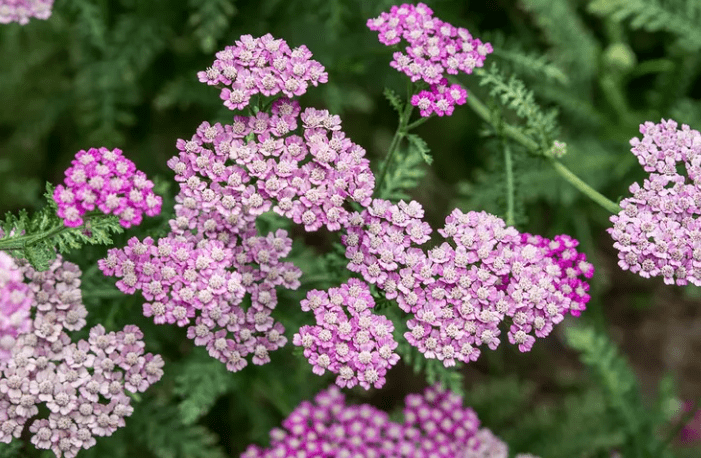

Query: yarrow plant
0;250;163;458
609;119;701;286
241;383;539;458
0;0;53;25
293;279;399;390
367;2;492;117
53;147;162;228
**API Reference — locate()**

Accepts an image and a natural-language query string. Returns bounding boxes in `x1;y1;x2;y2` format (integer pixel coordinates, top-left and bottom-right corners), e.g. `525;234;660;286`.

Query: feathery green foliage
588;0;701;51
174;353;235;425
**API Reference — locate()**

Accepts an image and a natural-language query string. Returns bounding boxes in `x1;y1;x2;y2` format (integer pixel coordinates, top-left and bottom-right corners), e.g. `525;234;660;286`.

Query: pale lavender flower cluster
197;34;328;111
0;254;163;458
241;383;540;458
343;200;593;366
293;279;399;390
367;2;492;117
0;0;53;25
0;252;33;361
609;119;701;285
53;147;162;228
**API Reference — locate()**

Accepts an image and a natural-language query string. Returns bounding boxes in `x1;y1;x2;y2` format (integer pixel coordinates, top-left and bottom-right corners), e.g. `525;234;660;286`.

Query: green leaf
174;356;233;425
406;133;433;165
383;87;404;113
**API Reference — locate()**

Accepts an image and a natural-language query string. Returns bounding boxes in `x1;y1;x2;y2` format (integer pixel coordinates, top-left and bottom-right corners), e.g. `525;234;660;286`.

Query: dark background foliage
2;0;701;457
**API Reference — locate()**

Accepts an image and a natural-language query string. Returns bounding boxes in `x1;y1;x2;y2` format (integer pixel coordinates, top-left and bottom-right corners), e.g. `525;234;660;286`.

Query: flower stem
465;92;622;215
375;83;415;195
0;211;104;252
405;115;431;131
503;142;515;226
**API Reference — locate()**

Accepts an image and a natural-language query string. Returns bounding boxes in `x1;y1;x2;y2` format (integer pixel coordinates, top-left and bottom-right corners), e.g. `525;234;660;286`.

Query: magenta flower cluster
100;93;375;371
241;383;539;458
343;200;593;366
197;34;328;111
0;253;163;458
0;0;53;25
53;147;162;228
609;119;701;285
293;279;399;390
367;2;492;117
0;252;33;361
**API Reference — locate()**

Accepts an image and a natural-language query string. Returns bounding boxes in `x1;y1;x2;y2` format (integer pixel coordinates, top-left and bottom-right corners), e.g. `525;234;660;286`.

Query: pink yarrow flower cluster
609;119;701;285
0;0;53;25
198;34;328;111
100;93;375;371
53;147;162;228
241;383;540;458
0;254;163;458
293;279;399;390
367;2;492;117
0;252;33;361
343;200;593;366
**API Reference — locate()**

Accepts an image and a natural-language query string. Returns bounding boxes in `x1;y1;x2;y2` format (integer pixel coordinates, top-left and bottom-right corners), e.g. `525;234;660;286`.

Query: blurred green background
3;0;701;457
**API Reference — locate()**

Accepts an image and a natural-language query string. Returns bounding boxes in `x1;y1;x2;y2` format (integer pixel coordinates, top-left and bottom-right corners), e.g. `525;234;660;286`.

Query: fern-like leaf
188;0;238;53
379;144;428;202
174;355;233;425
383;87;403;114
588;0;701;51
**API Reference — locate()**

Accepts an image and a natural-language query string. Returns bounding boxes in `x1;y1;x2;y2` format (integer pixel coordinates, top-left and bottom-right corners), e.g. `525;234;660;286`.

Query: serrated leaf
406;133;433;165
174;357;233;425
383;87;404;113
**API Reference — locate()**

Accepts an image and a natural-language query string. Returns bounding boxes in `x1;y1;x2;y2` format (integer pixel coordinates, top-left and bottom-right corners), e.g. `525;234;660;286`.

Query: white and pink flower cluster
0;0;53;25
53;147;162;228
609;119;701;285
343;200;593;367
0;253;163;458
100;96;376;372
0;252;33;360
293;279;399;390
367;2;492;117
241;383;539;458
198;34;328;111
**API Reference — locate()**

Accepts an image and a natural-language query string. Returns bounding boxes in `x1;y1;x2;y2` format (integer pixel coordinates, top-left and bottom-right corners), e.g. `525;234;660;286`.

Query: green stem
548;158;622;214
503;142;515;226
466;92;621;214
375;83;415;194
0;211;104;252
405;115;431;131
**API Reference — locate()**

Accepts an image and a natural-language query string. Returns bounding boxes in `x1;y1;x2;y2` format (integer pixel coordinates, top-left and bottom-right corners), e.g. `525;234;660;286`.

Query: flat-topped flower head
198;34;328;111
53;147;162;228
610;119;701;285
0;0;54;25
241;383;540;458
0;252;163;457
368;2;492;117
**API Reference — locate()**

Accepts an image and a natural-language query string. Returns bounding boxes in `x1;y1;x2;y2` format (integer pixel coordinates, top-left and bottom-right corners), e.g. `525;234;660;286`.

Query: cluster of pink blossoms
242;383;539;458
0;252;33;360
101;93;376;370
367;2;492;117
293;279;399;390
0;0;53;25
342;200;593;366
197;34;328;111
609;119;701;285
53;147;162;228
0;253;163;458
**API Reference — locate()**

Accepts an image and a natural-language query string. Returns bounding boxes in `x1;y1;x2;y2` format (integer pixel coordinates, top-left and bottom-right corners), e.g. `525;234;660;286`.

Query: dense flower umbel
100;98;375;371
0;0;53;25
609;119;701;285
0;254;163;458
241;383;540;458
293;279;399;390
343;200;593;366
53;147;162;228
0;252;33;361
198;34;328;111
367;2;492;117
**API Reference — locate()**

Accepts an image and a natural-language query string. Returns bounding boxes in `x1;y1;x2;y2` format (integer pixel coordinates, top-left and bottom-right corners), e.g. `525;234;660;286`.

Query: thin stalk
375;82;415;194
405;115;431;131
503;141;515;226
465;91;621;214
